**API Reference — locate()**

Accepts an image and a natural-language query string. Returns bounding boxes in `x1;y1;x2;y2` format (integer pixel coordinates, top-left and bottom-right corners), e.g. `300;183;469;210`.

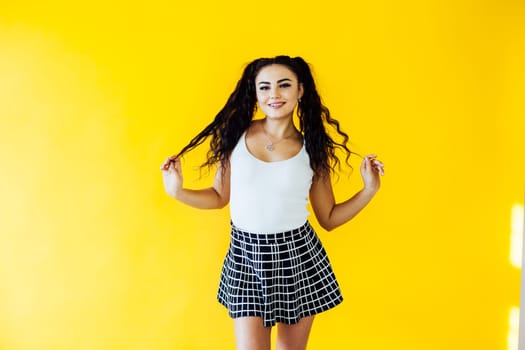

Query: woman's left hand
360;154;384;193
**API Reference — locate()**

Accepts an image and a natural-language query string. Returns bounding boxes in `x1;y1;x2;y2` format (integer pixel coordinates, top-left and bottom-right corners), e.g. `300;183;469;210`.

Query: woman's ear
299;83;304;100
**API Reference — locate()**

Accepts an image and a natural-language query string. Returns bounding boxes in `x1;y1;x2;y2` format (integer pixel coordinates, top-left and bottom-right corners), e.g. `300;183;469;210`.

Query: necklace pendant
266;144;274;151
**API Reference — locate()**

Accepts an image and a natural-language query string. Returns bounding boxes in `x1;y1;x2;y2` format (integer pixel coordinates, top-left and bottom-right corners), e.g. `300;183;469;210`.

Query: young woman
160;55;384;350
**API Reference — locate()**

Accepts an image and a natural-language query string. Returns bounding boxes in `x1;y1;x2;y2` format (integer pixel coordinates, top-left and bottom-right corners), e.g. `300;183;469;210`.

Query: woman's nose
269;87;280;98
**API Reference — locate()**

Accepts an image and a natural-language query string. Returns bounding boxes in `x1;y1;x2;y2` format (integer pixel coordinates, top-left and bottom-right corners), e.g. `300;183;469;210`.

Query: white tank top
229;132;313;233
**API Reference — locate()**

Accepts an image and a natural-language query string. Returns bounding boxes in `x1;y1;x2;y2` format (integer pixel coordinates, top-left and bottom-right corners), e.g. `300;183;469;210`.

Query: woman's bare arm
160;156;230;209
310;155;383;231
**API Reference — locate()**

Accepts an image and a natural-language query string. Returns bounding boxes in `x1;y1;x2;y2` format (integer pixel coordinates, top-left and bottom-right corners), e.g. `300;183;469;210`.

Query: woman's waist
229;220;313;244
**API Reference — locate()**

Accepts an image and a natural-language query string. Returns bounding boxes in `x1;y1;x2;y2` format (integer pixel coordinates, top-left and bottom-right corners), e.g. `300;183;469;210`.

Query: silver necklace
262;126;293;151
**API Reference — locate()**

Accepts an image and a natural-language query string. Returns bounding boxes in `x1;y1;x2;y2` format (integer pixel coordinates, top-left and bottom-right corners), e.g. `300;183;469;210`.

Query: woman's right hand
160;155;183;198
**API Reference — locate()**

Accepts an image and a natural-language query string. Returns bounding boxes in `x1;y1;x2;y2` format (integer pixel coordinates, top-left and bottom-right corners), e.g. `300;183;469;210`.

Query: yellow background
1;1;524;349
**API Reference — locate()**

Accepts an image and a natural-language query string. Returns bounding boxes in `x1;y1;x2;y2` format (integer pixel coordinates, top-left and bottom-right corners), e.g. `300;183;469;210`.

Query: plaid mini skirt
217;221;343;327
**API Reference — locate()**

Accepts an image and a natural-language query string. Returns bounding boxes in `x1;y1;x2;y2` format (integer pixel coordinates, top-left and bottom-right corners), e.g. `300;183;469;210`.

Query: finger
161;161;173;171
361;156;369;170
366;158;377;175
164;155;178;163
161;156;174;169
171;159;183;173
365;156;375;167
370;159;383;172
373;161;384;170
373;161;385;172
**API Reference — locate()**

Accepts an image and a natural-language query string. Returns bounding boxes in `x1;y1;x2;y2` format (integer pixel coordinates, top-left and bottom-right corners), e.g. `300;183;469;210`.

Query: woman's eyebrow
257;78;293;85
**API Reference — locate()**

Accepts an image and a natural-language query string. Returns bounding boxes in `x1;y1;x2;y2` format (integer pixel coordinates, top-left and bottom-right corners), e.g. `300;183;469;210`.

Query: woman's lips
268;102;285;109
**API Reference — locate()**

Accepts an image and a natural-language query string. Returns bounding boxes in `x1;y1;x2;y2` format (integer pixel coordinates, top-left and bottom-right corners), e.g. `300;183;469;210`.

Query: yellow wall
1;1;524;349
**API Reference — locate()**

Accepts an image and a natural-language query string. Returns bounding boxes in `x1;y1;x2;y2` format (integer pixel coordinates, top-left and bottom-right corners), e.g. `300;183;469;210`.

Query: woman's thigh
234;316;272;350
276;316;315;350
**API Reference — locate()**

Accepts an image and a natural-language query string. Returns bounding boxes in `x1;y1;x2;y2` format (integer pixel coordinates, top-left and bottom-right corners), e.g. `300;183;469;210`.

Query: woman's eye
280;83;291;88
259;86;270;91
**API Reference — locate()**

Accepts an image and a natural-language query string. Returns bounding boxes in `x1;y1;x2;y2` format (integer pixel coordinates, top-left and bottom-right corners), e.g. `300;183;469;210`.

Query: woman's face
254;64;303;121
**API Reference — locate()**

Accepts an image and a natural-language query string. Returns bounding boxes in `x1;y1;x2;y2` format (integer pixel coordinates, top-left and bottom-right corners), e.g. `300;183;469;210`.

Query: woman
160;55;384;350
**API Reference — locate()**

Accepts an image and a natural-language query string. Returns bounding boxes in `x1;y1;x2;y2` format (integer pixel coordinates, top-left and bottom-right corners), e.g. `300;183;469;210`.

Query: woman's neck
262;117;297;139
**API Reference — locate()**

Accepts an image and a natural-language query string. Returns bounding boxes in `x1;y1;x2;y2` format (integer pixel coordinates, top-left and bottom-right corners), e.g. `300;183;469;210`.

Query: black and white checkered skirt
217;221;343;327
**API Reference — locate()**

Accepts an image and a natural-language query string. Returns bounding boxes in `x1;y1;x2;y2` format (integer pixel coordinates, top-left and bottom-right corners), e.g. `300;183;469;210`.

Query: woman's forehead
255;64;297;82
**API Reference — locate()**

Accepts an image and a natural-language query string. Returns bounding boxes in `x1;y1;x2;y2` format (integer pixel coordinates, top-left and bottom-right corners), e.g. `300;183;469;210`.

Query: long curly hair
174;55;354;177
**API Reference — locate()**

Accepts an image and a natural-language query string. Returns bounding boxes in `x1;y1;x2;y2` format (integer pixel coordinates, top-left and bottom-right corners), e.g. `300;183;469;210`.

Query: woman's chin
263;111;294;120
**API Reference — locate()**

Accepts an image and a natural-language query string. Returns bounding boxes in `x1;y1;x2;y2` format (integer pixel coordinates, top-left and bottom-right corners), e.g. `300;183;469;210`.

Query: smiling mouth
269;102;285;108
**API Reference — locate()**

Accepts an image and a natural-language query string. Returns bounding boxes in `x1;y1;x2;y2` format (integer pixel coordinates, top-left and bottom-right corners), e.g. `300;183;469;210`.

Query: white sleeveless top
229;132;314;233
